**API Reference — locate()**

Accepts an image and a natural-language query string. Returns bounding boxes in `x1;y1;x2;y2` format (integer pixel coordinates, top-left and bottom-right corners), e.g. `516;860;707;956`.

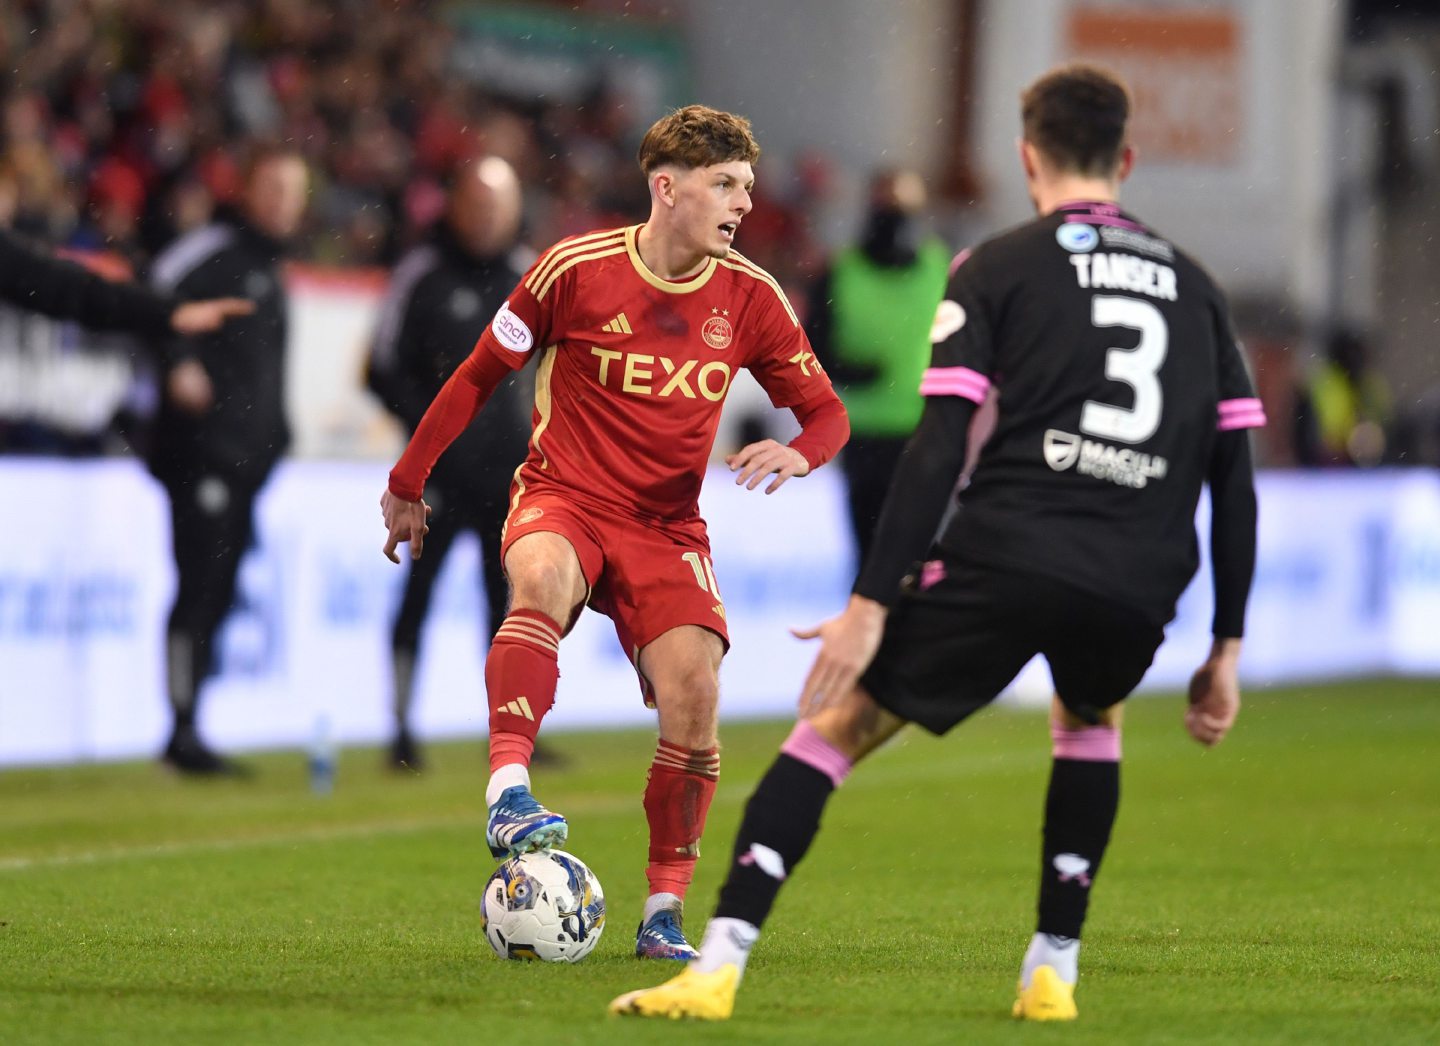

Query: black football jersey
926;200;1263;625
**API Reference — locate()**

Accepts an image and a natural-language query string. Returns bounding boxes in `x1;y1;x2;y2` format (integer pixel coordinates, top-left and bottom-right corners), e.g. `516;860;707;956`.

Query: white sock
1021;932;1079;987
642;892;682;923
485;763;531;807
690;916;760;978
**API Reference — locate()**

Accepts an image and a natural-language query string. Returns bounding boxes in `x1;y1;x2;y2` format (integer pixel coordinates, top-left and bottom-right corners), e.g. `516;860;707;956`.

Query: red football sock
644;739;720;898
485;609;561;773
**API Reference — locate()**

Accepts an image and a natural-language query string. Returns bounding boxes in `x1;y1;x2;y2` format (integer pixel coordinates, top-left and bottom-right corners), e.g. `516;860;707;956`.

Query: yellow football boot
1012;964;1078;1021
608;964;740;1021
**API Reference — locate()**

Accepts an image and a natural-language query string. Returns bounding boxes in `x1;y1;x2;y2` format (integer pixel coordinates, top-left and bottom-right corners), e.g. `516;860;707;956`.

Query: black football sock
1036;756;1120;940
713;753;838;929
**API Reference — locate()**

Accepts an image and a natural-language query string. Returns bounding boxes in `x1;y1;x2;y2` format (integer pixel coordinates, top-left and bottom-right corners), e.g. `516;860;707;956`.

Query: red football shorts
500;486;730;706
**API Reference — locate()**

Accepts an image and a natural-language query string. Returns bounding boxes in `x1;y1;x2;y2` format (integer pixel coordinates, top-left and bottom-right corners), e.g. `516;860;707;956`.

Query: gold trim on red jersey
530;345;558;471
526;228;627;297
624;224;719;293
718;251;799;326
535;243;627;302
531;235;628;302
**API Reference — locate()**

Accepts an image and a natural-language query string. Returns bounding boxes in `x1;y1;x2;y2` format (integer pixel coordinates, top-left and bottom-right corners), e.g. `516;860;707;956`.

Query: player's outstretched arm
1;227;173;335
381;489;431;563
1185;638;1241;746
170;298;256;334
1;230;253;337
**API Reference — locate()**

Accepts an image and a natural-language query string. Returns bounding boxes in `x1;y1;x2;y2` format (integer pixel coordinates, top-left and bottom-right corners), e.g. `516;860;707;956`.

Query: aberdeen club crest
702;311;733;350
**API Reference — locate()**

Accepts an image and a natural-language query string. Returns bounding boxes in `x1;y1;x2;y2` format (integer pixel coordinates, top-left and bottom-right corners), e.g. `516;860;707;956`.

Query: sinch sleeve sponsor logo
492;302;535;353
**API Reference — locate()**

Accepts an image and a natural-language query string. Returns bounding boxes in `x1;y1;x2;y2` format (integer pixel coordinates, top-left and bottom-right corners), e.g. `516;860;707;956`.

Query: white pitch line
0;785;748;875
0;750;1029;875
0;813;477;873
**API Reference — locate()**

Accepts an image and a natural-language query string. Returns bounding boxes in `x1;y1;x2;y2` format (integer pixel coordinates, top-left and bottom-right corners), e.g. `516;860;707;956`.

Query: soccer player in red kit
380;105;849;959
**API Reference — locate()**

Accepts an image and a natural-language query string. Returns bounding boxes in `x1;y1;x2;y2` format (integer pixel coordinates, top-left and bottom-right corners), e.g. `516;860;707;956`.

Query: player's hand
725;439;810;494
1185;638;1242;747
793;595;888;717
381;489;431;563
166;359;214;415
170;297;255;334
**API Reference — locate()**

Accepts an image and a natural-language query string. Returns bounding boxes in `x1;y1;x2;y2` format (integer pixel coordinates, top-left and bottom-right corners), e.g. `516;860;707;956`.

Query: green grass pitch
2;678;1437;1044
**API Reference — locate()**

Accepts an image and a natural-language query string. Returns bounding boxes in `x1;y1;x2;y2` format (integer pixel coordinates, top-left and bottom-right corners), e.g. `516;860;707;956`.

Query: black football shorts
860;555;1166;734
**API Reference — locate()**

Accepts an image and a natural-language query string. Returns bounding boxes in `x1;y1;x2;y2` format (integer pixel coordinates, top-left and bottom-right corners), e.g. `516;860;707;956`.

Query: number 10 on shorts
682;551;723;601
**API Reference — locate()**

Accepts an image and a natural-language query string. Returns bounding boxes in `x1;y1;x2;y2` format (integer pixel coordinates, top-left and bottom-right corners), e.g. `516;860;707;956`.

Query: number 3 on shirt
1080;295;1168;444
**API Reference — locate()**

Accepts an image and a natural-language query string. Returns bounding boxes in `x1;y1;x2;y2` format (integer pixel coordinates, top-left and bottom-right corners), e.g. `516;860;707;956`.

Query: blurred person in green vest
805;170;950;561
1310;327;1392;466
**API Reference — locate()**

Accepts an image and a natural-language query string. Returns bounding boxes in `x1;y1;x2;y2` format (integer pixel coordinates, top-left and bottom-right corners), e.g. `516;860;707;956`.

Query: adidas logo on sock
601;312;632;335
499;696;536;721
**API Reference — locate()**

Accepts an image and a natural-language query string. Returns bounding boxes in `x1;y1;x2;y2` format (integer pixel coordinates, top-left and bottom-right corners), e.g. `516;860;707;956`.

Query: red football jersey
476;224;833;521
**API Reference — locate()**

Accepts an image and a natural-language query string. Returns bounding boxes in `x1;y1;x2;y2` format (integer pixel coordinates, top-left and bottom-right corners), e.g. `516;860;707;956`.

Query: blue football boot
634;905;699;960
485;785;567;859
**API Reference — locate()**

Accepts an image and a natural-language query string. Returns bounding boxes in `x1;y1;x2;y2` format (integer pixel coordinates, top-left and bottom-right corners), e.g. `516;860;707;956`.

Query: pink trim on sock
780;721;852;788
1051;721;1121;762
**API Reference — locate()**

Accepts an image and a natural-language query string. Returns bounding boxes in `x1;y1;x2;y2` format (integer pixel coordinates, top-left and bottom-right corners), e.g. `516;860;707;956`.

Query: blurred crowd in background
0;0;1418;470
0;0;821;273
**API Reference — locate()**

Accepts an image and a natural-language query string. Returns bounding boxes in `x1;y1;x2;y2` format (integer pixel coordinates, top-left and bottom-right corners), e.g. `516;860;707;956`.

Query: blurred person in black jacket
366;156;538;772
145;146;309;775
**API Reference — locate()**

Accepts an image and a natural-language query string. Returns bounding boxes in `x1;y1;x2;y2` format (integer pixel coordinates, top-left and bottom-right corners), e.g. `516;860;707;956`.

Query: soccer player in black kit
613;64;1263;1023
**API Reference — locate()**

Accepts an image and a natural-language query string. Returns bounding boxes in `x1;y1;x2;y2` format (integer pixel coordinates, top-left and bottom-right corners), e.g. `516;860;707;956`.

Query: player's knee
506;559;576;618
660;718;716;751
1051;693;1124;731
811;708;866;757
810;689;895;761
654;667;719;746
661;660;719;702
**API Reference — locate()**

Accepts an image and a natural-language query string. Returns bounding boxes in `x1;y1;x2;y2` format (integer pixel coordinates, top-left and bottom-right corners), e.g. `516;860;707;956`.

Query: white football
480;849;606;963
